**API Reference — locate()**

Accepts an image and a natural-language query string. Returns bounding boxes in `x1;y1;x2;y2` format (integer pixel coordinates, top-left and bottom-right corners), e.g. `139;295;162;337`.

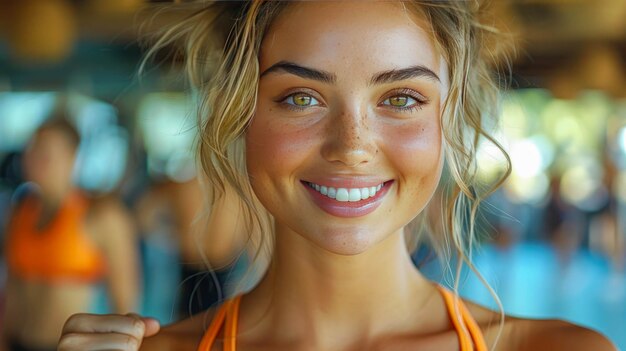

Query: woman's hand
58;313;160;350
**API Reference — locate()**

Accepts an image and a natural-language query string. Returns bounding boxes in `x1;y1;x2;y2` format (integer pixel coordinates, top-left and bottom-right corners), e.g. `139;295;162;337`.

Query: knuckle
57;332;81;350
57;338;70;350
127;315;145;336
62;313;83;331
124;334;140;349
63;313;95;332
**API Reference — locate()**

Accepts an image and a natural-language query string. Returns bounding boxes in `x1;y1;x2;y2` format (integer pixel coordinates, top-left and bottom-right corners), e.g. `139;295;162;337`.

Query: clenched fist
58;313;160;350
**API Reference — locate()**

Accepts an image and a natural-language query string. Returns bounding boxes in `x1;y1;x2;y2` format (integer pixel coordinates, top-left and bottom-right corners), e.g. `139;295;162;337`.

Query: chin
303;225;388;256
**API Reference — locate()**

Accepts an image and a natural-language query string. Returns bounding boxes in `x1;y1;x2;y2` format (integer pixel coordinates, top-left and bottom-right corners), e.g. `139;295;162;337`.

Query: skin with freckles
246;2;447;256
236;4;456;349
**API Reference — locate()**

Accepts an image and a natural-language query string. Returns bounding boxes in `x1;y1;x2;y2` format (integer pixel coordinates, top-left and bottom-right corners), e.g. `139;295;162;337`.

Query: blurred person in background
0;118;140;351
589;157;624;271
136;175;250;318
545;176;583;266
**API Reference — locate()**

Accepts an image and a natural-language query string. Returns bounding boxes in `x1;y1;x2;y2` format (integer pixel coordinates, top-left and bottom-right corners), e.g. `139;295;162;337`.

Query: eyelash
380;88;428;113
276;88;428;113
275;89;323;112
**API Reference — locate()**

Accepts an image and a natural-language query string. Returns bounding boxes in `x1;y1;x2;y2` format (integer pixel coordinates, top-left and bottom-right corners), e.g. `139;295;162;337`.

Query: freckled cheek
245;112;320;180
381;119;442;185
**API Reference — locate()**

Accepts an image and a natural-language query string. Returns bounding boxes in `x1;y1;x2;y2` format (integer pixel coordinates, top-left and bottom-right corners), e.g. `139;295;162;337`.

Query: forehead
259;2;445;83
30;129;75;151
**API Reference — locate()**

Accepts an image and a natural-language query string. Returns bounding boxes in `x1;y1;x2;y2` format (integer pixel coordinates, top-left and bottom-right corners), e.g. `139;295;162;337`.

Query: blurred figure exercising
136;175;250;318
0;118;139;351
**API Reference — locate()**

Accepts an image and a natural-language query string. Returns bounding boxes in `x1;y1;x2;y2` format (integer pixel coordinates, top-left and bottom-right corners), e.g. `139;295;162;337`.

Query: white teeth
360;187;370;199
327;187;337;199
348;189;361;202
307;182;385;202
336;188;350;202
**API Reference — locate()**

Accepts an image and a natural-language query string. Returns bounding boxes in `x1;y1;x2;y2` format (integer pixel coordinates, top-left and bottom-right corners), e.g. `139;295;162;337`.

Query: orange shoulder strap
197;296;242;351
436;285;488;351
224;295;241;351
200;290;487;351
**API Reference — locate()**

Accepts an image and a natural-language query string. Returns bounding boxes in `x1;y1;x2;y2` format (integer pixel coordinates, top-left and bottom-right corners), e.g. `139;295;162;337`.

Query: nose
320;108;377;167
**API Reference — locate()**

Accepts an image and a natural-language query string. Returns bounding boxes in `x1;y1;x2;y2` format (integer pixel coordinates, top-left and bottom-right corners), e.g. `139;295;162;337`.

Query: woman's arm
88;197;140;313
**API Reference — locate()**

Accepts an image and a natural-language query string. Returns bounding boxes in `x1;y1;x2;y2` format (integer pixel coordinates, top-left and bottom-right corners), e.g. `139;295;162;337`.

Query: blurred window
137;92;197;182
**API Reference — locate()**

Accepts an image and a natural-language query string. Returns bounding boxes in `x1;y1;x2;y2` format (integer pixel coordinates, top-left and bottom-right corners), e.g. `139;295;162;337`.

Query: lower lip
302;181;393;218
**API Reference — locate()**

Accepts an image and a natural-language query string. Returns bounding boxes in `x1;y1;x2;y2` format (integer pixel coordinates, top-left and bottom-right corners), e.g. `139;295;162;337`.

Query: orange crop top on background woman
197;285;488;351
6;192;106;283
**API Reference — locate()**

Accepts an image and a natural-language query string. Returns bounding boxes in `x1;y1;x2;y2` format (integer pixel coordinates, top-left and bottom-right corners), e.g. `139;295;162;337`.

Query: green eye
383;95;415;108
285;93;319;107
391;96;407;106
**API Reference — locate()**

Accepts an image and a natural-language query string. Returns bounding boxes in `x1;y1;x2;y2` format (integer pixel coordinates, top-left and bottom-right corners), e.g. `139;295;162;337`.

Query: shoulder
85;195;135;242
481;316;617;351
505;318;618;351
462;301;617;351
140;308;220;351
86;195;131;223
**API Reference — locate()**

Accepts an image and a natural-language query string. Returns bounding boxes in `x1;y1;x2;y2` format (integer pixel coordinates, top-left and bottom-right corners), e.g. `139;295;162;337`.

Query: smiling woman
247;3;447;257
57;1;617;351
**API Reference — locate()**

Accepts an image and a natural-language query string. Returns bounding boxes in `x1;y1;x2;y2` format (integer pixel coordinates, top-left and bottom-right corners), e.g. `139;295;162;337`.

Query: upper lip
302;176;391;189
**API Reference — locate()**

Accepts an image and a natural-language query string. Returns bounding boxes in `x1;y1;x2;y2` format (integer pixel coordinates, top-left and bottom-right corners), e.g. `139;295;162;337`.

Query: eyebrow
260;61;336;84
370;66;440;85
260;61;440;85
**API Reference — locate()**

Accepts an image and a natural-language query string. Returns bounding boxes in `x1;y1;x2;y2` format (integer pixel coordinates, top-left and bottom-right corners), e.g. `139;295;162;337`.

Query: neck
241;224;438;349
38;185;74;209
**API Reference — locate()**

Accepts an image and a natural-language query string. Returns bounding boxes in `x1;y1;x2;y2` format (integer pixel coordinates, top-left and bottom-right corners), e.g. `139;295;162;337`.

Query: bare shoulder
86;194;131;224
85;194;135;245
463;301;617;351
505;318;618;351
140;308;220;351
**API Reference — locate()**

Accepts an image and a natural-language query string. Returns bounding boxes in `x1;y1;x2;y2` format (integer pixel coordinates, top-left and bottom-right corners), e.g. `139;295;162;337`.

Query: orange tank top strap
436;285;488;351
6;191;106;283
197;289;488;351
197;296;242;351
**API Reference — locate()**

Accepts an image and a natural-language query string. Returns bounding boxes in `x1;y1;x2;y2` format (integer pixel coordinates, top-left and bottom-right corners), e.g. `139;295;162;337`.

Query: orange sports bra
6;192;106;283
197;285;488;351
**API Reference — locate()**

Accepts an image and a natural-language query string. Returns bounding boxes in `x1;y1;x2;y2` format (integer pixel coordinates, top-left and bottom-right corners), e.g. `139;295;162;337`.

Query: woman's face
23;128;77;196
246;2;449;255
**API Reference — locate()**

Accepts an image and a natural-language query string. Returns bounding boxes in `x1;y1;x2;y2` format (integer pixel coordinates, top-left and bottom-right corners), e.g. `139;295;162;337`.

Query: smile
305;182;384;202
301;179;393;218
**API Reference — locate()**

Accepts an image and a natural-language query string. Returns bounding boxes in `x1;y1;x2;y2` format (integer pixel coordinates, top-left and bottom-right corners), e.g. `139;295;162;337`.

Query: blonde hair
143;0;512;335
